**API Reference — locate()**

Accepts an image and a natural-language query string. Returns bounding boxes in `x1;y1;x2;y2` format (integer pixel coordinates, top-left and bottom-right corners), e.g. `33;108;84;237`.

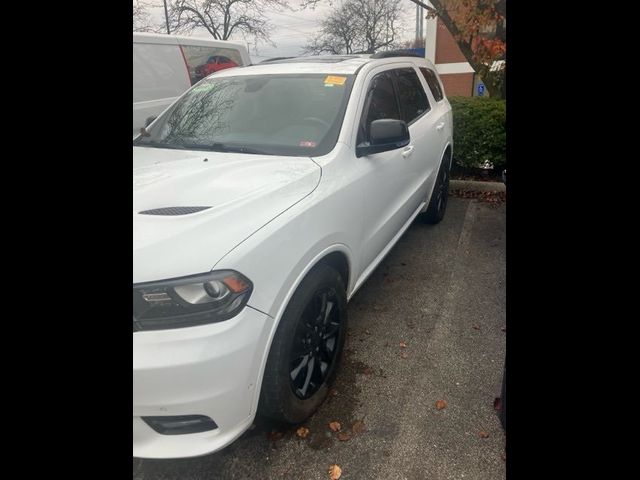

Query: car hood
133;146;321;283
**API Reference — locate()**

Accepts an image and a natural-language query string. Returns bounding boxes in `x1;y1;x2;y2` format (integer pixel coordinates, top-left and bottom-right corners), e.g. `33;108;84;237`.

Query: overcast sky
137;1;424;63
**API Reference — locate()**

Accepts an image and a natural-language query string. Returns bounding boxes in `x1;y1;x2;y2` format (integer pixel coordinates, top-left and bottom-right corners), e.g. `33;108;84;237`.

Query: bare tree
133;1;160;32
168;0;290;44
303;0;404;55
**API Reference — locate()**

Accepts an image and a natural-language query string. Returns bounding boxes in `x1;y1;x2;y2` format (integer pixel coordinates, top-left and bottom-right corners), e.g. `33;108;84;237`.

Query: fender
247;243;353;416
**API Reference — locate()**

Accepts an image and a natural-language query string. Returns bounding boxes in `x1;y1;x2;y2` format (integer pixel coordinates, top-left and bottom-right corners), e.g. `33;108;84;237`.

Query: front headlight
133;270;253;331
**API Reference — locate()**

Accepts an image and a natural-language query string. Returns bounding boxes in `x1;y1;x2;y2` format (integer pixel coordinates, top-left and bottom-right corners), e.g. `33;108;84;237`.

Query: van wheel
420;157;450;224
259;264;347;423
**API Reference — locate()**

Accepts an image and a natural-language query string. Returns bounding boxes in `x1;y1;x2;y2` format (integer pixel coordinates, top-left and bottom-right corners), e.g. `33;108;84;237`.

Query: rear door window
393;68;430;124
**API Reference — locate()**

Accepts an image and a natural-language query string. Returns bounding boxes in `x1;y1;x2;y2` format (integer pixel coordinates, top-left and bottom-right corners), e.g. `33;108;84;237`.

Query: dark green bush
449;96;506;170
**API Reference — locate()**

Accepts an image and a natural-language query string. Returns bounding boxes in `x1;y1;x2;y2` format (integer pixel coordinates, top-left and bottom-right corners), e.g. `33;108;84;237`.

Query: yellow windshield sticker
324;75;347;86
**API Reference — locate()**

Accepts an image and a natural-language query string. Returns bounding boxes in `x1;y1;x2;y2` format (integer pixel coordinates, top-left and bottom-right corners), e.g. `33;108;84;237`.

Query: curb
450;179;506;193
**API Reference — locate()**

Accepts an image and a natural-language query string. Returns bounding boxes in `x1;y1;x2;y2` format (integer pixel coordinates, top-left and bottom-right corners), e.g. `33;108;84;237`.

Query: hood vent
138;206;212;216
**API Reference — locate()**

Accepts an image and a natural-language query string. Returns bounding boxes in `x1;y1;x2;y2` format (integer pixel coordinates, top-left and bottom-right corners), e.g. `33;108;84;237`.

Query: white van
133;33;251;135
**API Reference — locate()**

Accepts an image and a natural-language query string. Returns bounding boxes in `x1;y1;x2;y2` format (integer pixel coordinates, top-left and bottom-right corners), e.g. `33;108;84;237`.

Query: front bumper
133;305;272;458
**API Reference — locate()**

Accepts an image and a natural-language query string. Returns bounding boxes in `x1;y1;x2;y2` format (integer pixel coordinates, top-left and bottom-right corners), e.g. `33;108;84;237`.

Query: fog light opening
142;415;218;435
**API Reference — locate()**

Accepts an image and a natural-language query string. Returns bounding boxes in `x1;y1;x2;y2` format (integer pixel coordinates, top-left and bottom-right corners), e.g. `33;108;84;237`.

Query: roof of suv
212;52;429;77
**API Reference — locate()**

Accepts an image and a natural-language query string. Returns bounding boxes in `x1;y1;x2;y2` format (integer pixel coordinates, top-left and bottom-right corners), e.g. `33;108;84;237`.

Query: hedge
448;96;506;170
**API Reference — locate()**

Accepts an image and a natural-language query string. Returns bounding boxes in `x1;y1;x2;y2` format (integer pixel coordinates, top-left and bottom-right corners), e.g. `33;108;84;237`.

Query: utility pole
164;0;170;34
415;2;424;46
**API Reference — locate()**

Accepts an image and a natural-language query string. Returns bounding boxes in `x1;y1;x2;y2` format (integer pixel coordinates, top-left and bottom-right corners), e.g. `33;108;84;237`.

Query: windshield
133;73;355;156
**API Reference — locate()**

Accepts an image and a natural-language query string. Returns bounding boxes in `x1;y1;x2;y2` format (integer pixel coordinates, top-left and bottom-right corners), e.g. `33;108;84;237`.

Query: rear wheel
420;156;450;224
259;263;347;423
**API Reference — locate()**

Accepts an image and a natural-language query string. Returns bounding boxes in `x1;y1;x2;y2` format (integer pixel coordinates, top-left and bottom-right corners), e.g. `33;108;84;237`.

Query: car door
356;69;417;271
417;66;451;168
392;67;443;210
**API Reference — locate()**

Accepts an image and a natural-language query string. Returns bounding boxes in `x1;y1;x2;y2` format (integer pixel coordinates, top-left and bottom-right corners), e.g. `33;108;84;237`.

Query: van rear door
133;41;190;135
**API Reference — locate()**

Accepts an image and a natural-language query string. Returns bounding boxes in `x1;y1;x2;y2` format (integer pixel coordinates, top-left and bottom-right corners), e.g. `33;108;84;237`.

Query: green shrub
448;96;506;170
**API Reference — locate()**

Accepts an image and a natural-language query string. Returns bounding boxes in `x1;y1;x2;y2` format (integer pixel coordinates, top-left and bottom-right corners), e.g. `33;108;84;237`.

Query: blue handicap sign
477;83;485;96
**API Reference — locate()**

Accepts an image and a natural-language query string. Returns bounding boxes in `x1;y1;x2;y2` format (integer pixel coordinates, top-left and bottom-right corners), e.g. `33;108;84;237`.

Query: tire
420;155;451;224
258;263;348;423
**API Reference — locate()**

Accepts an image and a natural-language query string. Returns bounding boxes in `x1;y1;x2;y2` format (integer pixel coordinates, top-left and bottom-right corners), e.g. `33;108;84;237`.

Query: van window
133;43;189;103
181;46;244;85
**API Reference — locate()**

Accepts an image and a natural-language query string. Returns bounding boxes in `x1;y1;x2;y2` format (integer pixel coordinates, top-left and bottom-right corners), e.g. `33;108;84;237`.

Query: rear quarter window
419;67;444;102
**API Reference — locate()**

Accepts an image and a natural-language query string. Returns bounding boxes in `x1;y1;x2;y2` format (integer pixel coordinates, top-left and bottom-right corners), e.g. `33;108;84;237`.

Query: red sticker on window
299;140;317;147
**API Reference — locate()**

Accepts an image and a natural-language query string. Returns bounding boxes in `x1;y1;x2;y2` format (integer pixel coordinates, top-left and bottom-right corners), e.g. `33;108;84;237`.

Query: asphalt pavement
133;196;506;480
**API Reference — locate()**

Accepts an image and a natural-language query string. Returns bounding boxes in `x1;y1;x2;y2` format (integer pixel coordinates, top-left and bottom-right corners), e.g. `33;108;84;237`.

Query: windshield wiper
185;142;269;155
133;140;182;150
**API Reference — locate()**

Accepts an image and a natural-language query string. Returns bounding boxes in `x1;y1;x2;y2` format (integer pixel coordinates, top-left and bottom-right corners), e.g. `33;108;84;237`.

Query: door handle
436;122;445;131
401;145;414;158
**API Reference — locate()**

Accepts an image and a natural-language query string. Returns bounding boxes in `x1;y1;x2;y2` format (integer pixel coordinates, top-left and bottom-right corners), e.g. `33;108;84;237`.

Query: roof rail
370;50;423;59
259;57;295;63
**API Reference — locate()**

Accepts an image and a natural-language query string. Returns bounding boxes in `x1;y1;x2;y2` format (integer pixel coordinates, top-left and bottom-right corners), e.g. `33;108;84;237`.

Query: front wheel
420;157;450;224
258;263;347;423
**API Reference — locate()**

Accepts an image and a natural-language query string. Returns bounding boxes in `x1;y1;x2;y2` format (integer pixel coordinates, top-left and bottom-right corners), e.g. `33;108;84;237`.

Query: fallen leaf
352;419;366;435
493;397;502;411
329;421;341;432
400;352;408;359
435;399;447;410
329;388;338;397
296;426;309;438
472;324;480;330
399;341;407;348
268;430;283;441
362;366;374;375
328;464;342;480
337;431;352;441
501;451;506;462
479;431;489;438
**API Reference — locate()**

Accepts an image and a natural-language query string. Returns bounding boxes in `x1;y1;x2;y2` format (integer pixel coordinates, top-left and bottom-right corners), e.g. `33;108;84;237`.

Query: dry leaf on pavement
400;352;408;359
352;419;366;435
362;366;374;375
337;431;352;441
399;341;407;348
329;388;339;397
328;464;342;479
435;399;447;410
329;421;341;432
296;427;309;438
493;397;502;411
479;431;489;438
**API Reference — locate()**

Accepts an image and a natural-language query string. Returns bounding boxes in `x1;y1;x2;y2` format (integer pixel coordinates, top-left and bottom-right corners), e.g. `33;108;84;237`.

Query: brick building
425;15;480;97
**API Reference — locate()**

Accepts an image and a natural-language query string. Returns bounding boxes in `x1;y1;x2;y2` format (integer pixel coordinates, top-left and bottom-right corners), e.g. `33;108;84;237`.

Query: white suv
133;52;453;458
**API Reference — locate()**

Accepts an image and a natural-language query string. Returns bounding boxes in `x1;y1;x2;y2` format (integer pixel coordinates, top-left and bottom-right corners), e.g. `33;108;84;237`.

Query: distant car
133;52;453;459
195;55;239;79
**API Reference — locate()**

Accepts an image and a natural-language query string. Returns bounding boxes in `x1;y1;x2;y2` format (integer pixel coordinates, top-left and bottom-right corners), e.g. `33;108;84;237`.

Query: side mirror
145;116;157;127
356;119;410;157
